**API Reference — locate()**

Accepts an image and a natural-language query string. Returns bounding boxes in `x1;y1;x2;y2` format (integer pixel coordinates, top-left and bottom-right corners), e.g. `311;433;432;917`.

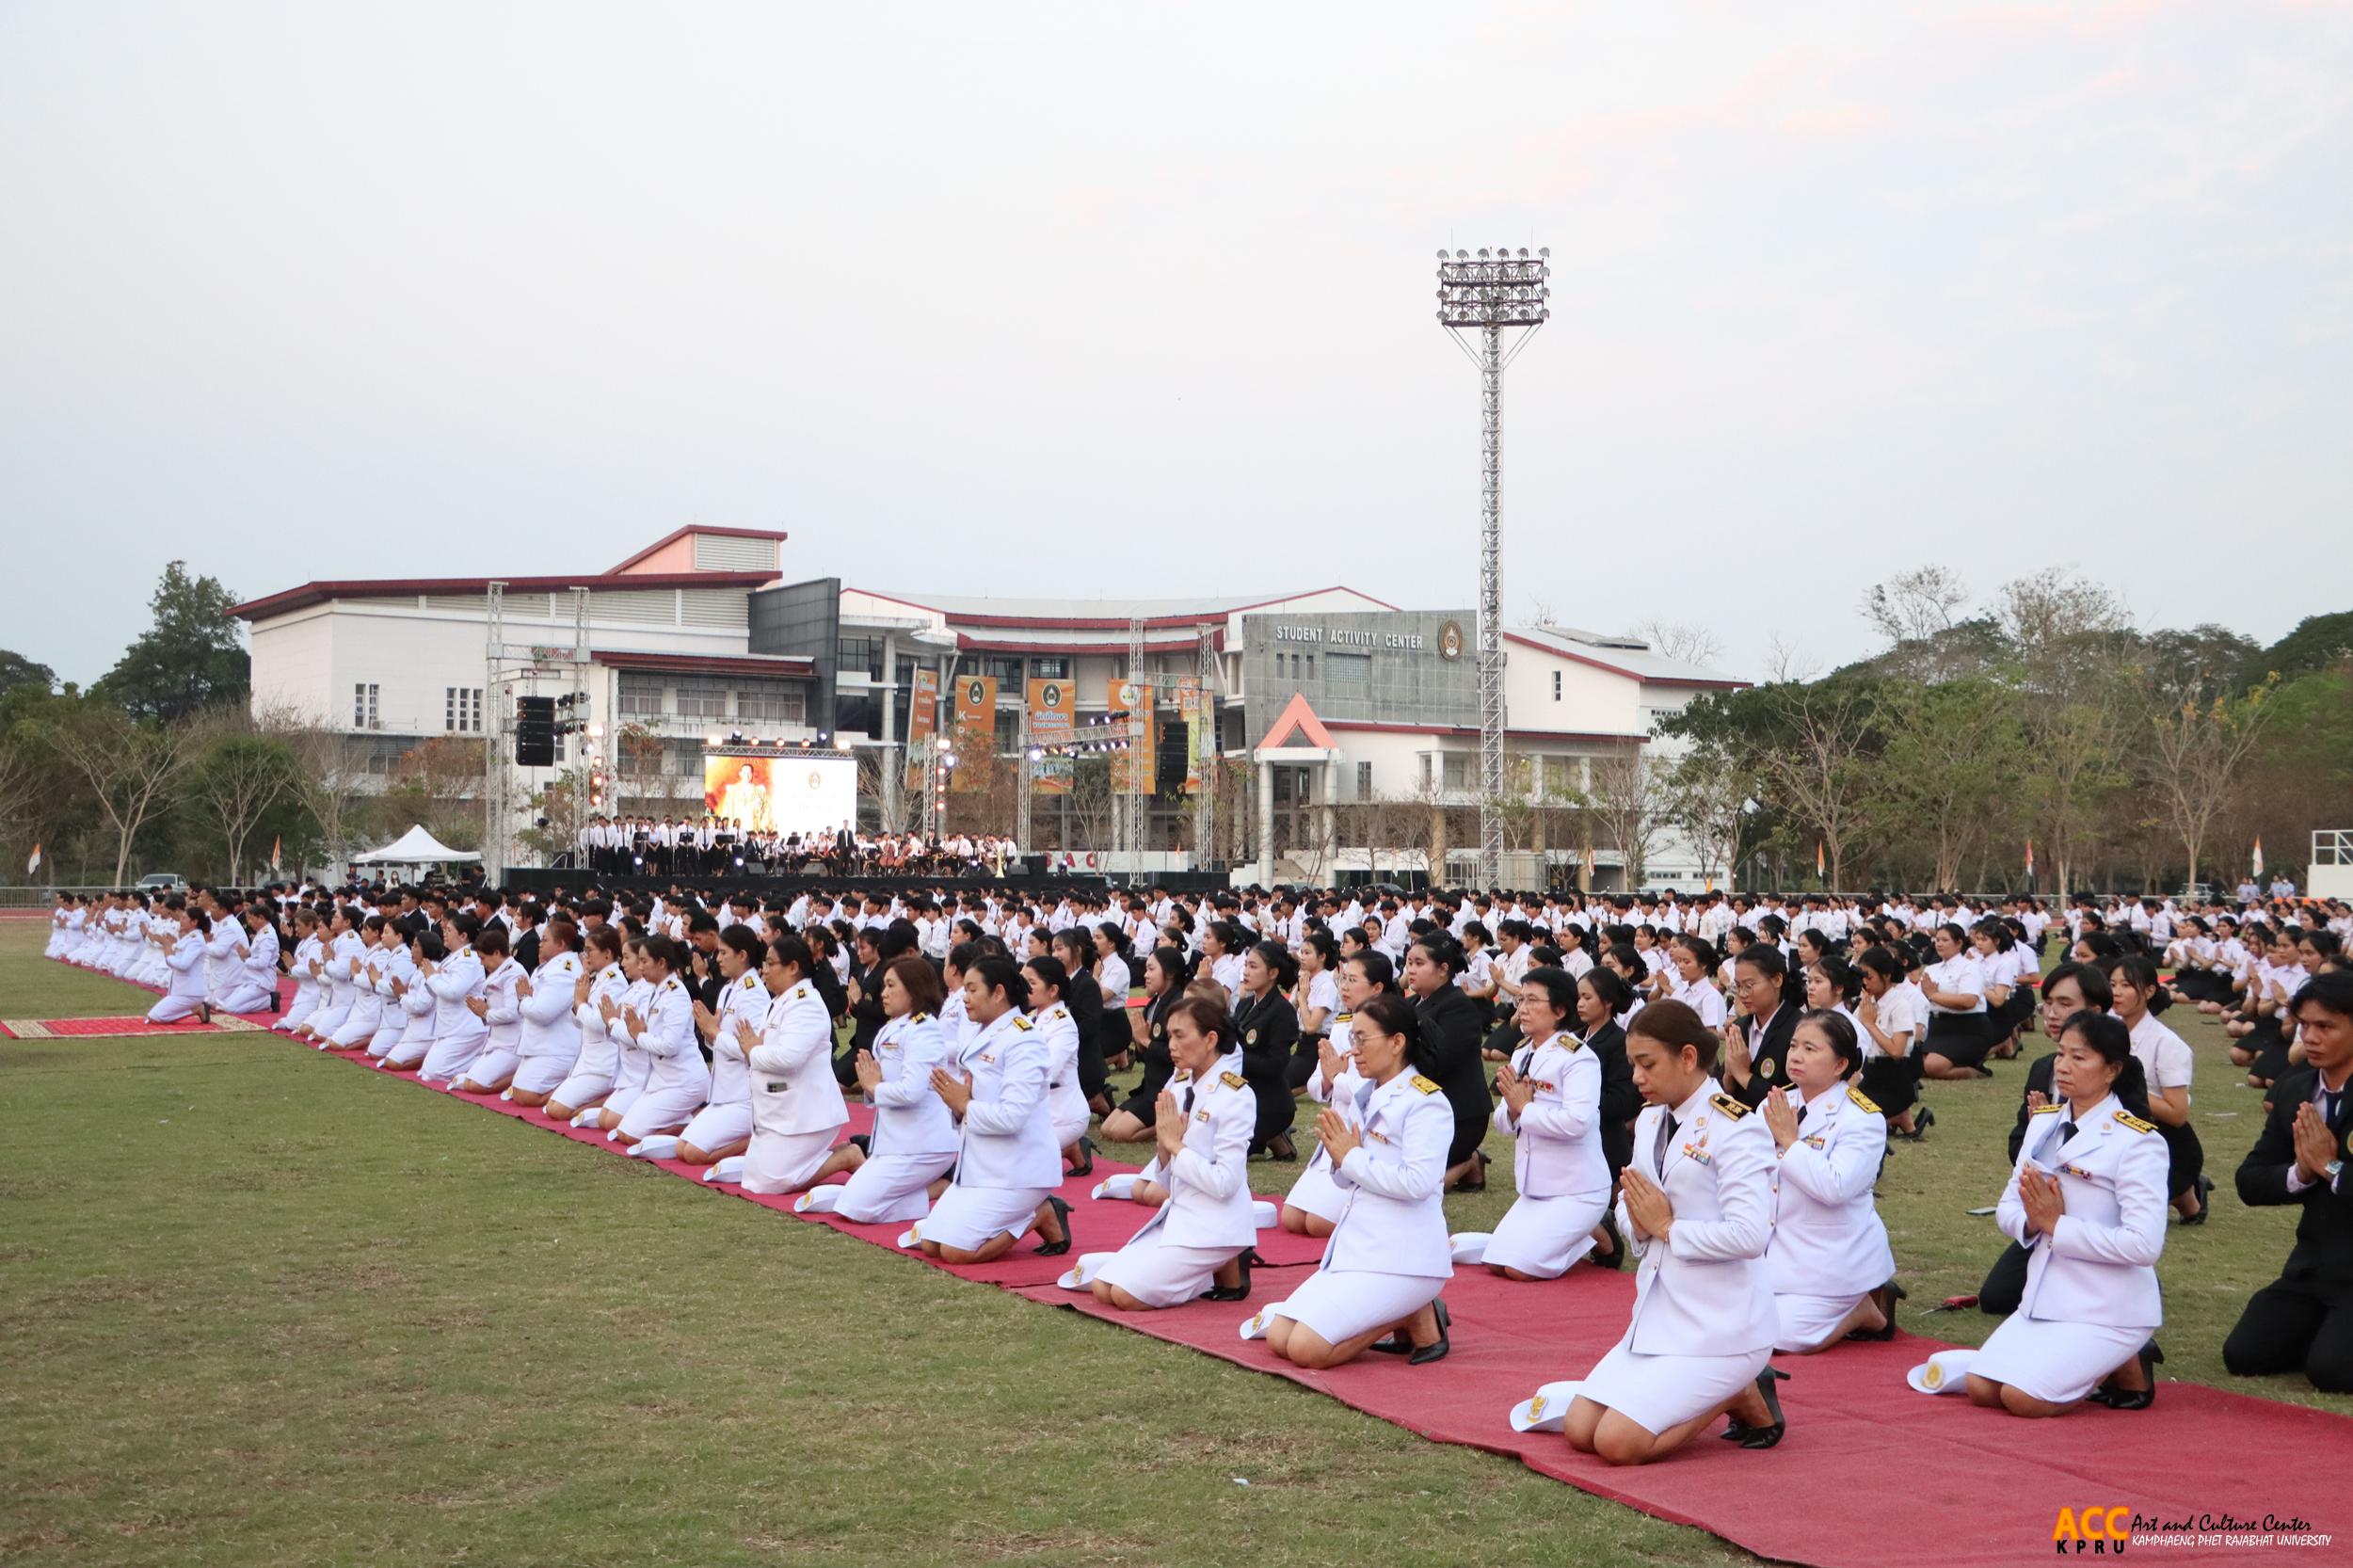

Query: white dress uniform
918;1008;1061;1252
1474;1031;1611;1278
144;928;211;1022
743;978;847;1192
219;924;279;1015
617;974;712;1139
511;949;585;1096
603;976;656;1115
202;918;242;1006
1096;1048;1257;1306
278;933;324;1032
364;942;415;1060
419;946;489;1082
1764;1080;1896;1351
382;958;437;1069
329;937;389;1048
1970;1094;2167;1403
1280;1012;1364;1225
550;960;629;1108
832;1009;959;1223
1266;1069;1454;1344
1034;1001;1090;1150
463;956;527;1085
681;968;769;1154
306;929;367;1042
1578;1080;1778;1435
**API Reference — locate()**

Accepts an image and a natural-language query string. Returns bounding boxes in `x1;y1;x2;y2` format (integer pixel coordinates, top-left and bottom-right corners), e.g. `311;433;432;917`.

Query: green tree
94;562;250;725
1866;680;2025;890
2259;611;2353;684
0;649;56;701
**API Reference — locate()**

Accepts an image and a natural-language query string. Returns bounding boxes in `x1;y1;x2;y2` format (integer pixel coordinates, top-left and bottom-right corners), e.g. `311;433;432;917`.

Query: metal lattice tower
484;580;508;880
1195;621;1218;867
1437;245;1548;888
1125;616;1146;881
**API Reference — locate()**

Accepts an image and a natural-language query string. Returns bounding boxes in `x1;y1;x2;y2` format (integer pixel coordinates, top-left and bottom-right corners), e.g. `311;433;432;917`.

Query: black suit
1231;988;1299;1149
1064;968;1111;1103
1414;984;1491;1167
1977;1052;2060;1316
1580;1019;1641;1179
1725;1004;1801;1110
2223;1067;2353;1391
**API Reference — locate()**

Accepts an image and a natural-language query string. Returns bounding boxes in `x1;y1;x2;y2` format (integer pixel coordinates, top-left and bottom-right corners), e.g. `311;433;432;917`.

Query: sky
4;0;2349;688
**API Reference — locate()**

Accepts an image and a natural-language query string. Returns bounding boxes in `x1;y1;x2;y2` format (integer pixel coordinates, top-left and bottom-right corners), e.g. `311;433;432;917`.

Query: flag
2252;837;2265;878
1584;844;1595;884
1815;840;1825;879
2025;838;2035;878
24;842;40;876
270;834;282;872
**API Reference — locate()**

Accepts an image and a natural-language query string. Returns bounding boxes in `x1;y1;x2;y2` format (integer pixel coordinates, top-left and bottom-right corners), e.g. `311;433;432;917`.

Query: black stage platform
499;867;1233;898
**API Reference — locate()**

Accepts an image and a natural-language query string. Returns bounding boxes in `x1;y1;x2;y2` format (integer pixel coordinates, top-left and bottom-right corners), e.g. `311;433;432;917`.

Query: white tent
350;824;483;865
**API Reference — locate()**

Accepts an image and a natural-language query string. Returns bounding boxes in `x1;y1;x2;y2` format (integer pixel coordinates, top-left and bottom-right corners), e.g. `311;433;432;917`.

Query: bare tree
1630;619;1725;668
1662;746;1752;892
1764;634;1820;684
1752;684;1879;891
2143;675;2277;890
264;705;374;876
1861;566;1970;648
1587;748;1670;888
46;707;199;884
1064;757;1116;854
182;707;302;882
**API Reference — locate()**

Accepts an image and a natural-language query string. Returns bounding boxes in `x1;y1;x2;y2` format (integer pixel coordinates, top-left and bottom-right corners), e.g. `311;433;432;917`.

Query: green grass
2;920;2344;1568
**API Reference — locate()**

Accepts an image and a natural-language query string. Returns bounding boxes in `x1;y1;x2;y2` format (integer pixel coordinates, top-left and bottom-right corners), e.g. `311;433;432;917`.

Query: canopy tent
350;824;482;865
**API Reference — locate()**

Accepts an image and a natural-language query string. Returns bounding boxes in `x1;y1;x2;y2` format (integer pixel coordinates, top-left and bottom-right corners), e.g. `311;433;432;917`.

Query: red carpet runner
40;961;2353;1565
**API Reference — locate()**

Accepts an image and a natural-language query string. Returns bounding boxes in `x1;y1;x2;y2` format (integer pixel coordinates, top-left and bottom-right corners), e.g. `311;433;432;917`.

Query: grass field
1;918;2345;1568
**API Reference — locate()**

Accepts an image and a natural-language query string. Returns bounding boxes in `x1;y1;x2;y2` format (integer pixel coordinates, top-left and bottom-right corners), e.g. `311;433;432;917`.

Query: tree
1867;680;2025;889
2258;610;2353;684
1628;620;1725;668
0;649;56;702
268;707;373;875
1752;681;1882;892
44;703;200;884
381;737;486;851
2143;675;2277;890
1862;566;1970;648
519;763;597;867
183;712;304;883
1662;744;1754;892
93;562;251;725
1586;748;1668;888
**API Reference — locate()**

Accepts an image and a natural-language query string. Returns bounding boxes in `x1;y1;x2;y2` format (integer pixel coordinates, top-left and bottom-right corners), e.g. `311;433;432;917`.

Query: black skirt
1925;1011;1990;1068
1858;1052;1918;1118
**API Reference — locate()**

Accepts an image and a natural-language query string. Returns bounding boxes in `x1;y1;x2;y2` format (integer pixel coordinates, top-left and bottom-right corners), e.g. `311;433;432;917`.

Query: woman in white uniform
1278;951;1396;1238
1089;995;1257;1309
144;903;214;1024
918;954;1073;1263
1762;1010;1898;1352
452;923;525;1095
417;918;489;1085
1454;967;1612;1280
1966;1010;2168;1416
676;927;767;1163
803;953;959;1221
328;917;392;1049
201;900;243;1011
1563;1000;1786;1464
508;917;585;1107
596;938;659;1127
293;908;364;1045
1665;936;1728;1030
546;928;628;1119
1262;993;1455;1368
1918;922;1991;1080
219;907;280;1016
736;935;849;1193
1022;954;1094;1170
362;920;418;1062
608;935;710;1145
275;909;324;1033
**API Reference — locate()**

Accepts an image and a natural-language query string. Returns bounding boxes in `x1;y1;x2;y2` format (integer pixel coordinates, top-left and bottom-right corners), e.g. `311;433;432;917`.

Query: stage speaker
515;696;556;767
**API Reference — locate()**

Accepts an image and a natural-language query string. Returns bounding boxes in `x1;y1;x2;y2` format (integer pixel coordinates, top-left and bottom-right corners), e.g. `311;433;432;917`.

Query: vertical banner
906;668;939;792
1108;678;1154;794
1176;676;1209;795
951;675;998;792
1028;678;1073;794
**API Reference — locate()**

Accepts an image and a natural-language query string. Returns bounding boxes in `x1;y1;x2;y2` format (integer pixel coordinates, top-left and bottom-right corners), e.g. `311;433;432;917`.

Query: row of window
351;683;487;734
834;639;1072;686
615;675;806;726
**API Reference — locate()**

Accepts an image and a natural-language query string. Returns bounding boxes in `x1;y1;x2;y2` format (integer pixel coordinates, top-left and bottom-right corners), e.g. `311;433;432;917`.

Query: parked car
136;872;187;892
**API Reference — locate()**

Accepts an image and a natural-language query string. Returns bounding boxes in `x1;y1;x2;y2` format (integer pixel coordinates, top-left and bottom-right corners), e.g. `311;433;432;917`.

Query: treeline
1660;568;2353;896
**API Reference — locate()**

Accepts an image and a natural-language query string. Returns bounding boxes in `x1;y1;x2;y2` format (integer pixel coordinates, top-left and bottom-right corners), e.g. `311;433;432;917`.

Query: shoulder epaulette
1012;1016;1033;1031
792;984;810;1000
1711;1091;1752;1119
2113;1110;2158;1134
911;1011;930;1023
1334;1011;1351;1023
2030;1102;2063;1115
1846;1088;1880;1115
1410;1074;1440;1095
1220;1070;1246;1090
1562;1035;1584;1052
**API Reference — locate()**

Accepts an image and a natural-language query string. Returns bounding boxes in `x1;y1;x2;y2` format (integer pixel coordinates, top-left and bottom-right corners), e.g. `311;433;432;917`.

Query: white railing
2313;829;2353;866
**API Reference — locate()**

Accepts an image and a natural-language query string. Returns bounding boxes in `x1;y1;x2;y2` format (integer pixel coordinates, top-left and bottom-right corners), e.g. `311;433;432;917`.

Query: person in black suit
1574;966;1642;1184
1722;943;1801;1109
2223;971;2353;1392
1403;935;1493;1192
512;902;545;977
1233;940;1302;1160
1102;946;1186;1143
1052;928;1114;1118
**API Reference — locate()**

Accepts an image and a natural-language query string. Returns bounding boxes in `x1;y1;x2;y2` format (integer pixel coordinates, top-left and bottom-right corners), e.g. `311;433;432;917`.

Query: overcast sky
5;1;2348;688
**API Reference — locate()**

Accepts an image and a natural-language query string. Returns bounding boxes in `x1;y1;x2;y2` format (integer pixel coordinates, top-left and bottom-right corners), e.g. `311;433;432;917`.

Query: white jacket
1621;1079;1778;1355
518;951;584;1061
1323;1071;1455;1280
1494;1031;1609;1203
747;981;843;1136
1999;1093;2167;1331
869;1010;959;1159
949;1008;1060;1191
1765;1079;1895;1298
1125;1048;1256;1251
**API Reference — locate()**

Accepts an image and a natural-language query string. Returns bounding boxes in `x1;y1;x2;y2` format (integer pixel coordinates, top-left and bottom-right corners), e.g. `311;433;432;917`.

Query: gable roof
1257;692;1336;749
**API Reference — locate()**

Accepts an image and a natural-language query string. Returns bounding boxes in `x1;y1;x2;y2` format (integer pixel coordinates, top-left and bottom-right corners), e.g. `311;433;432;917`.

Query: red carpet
42;959;2353;1564
1;1014;264;1038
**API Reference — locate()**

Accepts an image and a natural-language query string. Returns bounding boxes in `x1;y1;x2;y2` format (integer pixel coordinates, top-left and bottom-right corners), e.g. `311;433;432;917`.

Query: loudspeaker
515;696;556;767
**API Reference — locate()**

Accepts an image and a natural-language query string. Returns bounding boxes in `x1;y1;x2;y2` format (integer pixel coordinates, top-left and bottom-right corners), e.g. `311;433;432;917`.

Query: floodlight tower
1437;246;1549;888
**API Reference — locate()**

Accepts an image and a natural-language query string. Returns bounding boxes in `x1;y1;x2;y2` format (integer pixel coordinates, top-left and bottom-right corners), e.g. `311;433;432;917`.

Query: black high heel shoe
1264;1131;1298;1162
1452;1149;1490;1193
1067;1136;1096;1178
1409;1298;1452;1366
1369;1296;1451;1357
1846;1280;1908;1342
1588;1213;1626;1271
1721;1366;1788;1448
1898;1106;1936;1142
1199;1248;1261;1304
1034;1194;1074;1256
2180;1174;2215;1225
2087;1340;2162;1410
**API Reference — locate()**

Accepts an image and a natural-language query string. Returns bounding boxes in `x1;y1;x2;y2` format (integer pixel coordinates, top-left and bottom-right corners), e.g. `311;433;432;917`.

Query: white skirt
1271;1267;1443;1346
547;1068;614;1110
219;983;275;1015
1483;1189;1609;1279
680;1100;754;1153
464;1047;520;1087
742;1127;840;1194
1282;1158;1348;1224
363;1021;407;1060
836;1150;957;1224
618;1085;704;1140
919;1181;1054;1252
146;993;205;1024
419;1028;484;1081
1578;1331;1771;1436
384;1030;433;1069
1774;1290;1869;1353
512;1051;577;1096
1969;1313;2152;1405
1095;1232;1247;1309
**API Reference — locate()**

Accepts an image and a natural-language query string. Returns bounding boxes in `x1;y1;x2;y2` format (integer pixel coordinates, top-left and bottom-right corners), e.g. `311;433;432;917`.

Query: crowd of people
41;876;2353;1458
575;816;1021;879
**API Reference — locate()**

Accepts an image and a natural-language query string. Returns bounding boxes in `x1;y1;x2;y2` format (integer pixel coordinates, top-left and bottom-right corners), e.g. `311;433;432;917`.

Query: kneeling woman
1563;1000;1784;1464
545;928;628;1119
1279;952;1394;1238
737;935;849;1193
1761;1010;1897;1351
804;954;960;1221
1966;1011;2168;1416
603;935;711;1146
918;954;1073;1263
1262;993;1455;1369
1462;966;1613;1280
1091;995;1256;1310
145;904;214;1024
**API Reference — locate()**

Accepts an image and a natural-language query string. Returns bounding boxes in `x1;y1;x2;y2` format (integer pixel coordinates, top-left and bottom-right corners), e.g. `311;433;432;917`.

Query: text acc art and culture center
234;526;1744;887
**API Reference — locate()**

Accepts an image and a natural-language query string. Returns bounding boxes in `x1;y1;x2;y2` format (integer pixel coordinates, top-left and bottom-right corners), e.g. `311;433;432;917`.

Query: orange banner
951;675;998;792
1108;678;1154;794
1029;678;1073;795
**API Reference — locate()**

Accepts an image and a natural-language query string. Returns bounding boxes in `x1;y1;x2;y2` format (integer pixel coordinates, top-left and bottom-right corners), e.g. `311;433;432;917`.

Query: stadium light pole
1437;246;1548;889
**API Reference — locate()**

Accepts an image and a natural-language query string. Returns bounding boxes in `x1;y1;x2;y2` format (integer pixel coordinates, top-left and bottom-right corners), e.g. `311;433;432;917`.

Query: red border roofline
606;525;790;575
231;572;776;621
847;585;1401;632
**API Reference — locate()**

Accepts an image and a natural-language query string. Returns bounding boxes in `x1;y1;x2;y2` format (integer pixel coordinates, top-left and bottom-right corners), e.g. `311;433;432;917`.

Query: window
735;683;806;726
1442;754;1470;790
1031;656;1067;680
675;678;728;720
443;686;483;733
352;683;379;730
983;656;1024;686
617;677;665;717
1327;652;1369;688
1552;669;1562;701
1304;654;1315;680
1355;760;1372;799
836;636;882;680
